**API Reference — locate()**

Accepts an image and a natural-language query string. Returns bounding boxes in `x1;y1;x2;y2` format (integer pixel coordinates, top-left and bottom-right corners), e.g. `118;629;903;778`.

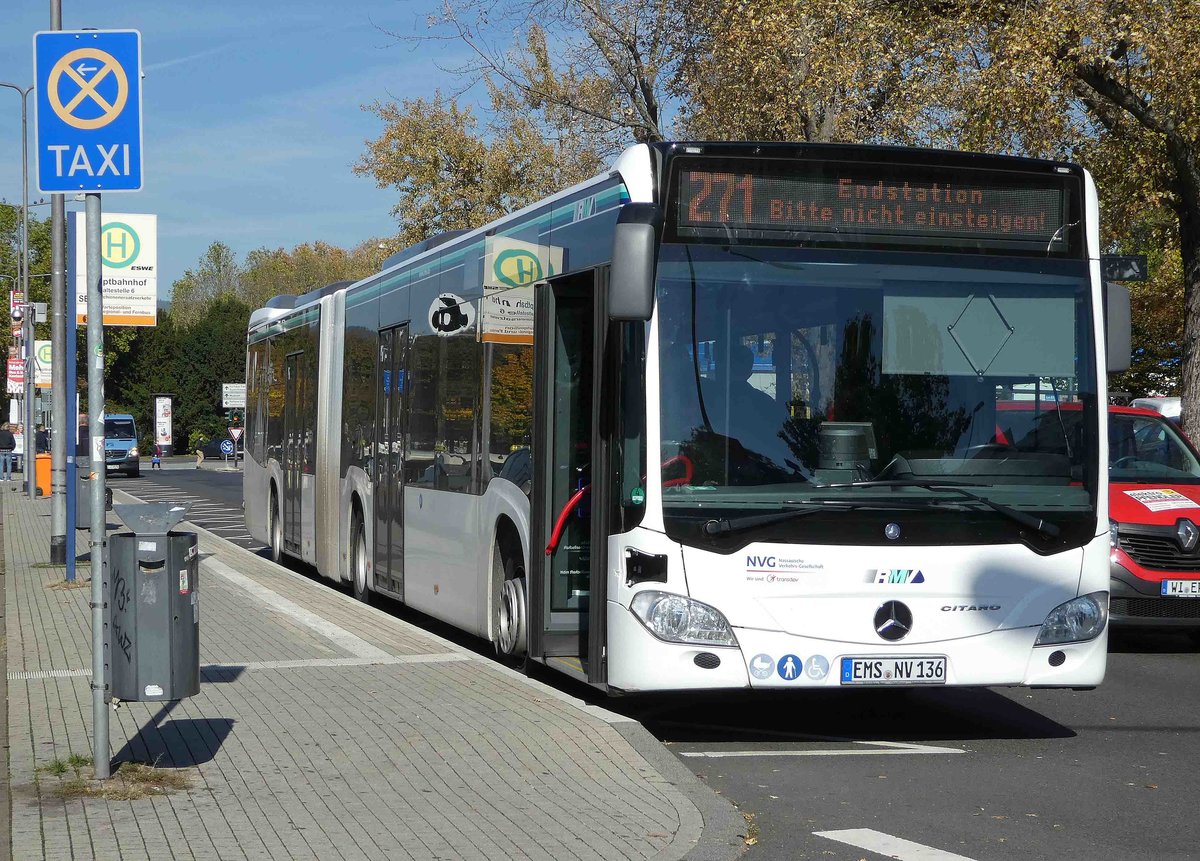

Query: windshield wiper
702;500;861;537
819;479;1061;539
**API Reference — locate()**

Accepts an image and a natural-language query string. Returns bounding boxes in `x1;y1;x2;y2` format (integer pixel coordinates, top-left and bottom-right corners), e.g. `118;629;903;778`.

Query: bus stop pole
49;0;68;563
85;192;110;779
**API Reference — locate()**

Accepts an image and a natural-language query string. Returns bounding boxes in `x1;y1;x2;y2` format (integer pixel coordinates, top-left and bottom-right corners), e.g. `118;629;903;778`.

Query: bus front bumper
606;602;1107;692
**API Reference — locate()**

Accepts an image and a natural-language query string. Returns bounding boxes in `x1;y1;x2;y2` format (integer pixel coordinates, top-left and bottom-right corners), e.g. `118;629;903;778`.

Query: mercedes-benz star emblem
874;600;913;641
885;522;901;541
1177;519;1199;552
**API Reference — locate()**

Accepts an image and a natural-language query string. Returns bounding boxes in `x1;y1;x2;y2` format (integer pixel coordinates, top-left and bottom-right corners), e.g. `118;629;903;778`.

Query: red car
1108;405;1200;638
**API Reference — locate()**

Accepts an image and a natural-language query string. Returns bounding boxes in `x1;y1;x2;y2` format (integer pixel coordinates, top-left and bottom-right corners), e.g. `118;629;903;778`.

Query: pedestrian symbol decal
749;654;774;680
777;654;801;680
48;49;129;130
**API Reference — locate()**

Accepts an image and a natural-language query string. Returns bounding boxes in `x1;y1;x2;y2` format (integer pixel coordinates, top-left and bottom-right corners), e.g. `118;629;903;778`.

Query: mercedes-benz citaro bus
244;142;1132;693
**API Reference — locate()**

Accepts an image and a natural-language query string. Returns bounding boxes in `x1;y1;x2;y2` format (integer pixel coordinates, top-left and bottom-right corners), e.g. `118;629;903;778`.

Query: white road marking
813;829;978;860
203;557;393;660
680;740;964;758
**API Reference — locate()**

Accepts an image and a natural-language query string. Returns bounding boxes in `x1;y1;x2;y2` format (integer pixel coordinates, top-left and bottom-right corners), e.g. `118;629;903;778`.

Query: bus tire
494;542;527;658
269;488;283;565
351;516;371;604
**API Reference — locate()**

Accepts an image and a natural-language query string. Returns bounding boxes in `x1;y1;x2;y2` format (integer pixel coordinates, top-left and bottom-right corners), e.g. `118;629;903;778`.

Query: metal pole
50;0;67;563
85;193;109;779
0;82;33;496
19;87;33;500
23;294;34;500
65;216;77;579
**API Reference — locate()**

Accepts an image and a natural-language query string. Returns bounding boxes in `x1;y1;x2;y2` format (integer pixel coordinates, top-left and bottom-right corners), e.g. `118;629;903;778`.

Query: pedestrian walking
0;424;14;482
151;443;162;469
13;423;24;476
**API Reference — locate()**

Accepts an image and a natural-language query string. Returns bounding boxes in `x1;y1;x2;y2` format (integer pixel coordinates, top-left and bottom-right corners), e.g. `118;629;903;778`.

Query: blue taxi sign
33;29;143;193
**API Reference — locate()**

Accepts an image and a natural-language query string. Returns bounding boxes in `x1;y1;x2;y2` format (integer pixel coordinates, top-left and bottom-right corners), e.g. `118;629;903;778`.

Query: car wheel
494;541;527;658
351;517;370;604
269;491;283;564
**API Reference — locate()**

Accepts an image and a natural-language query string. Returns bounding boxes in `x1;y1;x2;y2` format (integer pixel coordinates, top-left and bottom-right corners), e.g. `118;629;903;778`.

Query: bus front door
374;325;408;598
531;269;609;686
283;351;303;552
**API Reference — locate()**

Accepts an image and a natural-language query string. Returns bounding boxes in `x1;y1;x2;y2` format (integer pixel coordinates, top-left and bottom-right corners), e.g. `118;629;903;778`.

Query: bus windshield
655;243;1099;546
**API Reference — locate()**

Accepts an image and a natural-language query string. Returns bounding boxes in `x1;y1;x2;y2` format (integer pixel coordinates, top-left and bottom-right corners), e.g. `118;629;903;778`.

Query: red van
1108;405;1200;638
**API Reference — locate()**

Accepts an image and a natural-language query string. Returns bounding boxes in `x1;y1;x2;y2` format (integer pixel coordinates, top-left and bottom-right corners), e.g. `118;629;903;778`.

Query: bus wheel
351;519;370;604
495;546;527;658
269;492;283;564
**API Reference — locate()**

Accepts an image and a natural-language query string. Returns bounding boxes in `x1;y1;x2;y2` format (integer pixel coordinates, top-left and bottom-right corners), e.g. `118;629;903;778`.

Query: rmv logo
747;555;777;569
876;568;925;584
493;249;550;288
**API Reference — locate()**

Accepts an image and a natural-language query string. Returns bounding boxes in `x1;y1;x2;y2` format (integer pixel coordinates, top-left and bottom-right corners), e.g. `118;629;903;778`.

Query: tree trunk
1171;135;1200;437
1179;192;1200;438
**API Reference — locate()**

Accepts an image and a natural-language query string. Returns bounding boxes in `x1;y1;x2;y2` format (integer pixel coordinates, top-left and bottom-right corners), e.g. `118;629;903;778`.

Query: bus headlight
630;591;738;647
1035;591;1107;645
1109;519;1119;549
128;448;139;458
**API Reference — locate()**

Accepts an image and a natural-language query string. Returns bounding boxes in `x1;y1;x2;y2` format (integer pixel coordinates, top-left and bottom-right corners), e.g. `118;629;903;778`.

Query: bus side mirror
1104;281;1131;374
609;203;661;321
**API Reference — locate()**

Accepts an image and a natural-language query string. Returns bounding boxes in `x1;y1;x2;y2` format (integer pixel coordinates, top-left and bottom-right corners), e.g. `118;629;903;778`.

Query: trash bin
35;453;51;497
75;457;112;530
106;502;200;703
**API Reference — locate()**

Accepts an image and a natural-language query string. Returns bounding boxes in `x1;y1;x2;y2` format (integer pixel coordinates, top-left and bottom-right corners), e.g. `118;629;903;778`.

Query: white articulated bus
245;141;1131;693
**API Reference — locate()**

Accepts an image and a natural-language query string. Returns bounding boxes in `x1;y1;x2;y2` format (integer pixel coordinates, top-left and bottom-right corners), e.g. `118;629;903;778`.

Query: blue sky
0;1;463;302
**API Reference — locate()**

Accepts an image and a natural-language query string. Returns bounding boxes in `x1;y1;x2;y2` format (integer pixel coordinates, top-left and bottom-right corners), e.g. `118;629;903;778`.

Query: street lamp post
1;81;35;498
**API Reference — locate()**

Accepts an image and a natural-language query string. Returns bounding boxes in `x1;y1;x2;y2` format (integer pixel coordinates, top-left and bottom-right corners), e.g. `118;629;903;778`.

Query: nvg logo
747;555;777;569
493;249;547;288
874;568;925;585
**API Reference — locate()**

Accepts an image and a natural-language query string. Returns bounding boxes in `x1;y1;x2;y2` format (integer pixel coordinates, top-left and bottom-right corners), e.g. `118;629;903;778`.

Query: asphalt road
119;467;1200;861
115;460;263;554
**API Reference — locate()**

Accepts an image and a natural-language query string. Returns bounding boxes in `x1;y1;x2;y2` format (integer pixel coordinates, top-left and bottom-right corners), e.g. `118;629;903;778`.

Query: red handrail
545;485;590;555
544;455;696;555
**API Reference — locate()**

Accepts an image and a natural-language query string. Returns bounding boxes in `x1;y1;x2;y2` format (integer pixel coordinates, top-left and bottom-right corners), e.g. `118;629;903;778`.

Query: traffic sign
222;383;246;409
228;427;244;443
219;439;234;456
33;30;143;193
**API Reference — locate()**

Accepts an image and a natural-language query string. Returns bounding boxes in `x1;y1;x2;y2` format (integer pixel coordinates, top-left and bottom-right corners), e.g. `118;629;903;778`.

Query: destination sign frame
668;157;1081;257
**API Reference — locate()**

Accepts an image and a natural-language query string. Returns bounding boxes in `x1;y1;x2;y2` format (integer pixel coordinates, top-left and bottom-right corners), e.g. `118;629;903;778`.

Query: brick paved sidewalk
3;490;742;861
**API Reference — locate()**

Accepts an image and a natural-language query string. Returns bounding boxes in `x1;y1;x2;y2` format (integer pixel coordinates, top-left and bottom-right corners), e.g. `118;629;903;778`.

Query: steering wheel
662;453;695;488
1111;455;1139;468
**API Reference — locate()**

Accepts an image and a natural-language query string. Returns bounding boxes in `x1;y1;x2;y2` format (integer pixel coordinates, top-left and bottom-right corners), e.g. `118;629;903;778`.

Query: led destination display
672;158;1077;254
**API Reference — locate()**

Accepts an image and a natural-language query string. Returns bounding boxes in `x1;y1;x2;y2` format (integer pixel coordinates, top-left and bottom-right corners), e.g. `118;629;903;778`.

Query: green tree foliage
355;78;605;247
170;241;242;328
1;206;58;417
909;0;1200;430
241;239;384;310
675;0;940;144
106;297;251;450
106;235;380;447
